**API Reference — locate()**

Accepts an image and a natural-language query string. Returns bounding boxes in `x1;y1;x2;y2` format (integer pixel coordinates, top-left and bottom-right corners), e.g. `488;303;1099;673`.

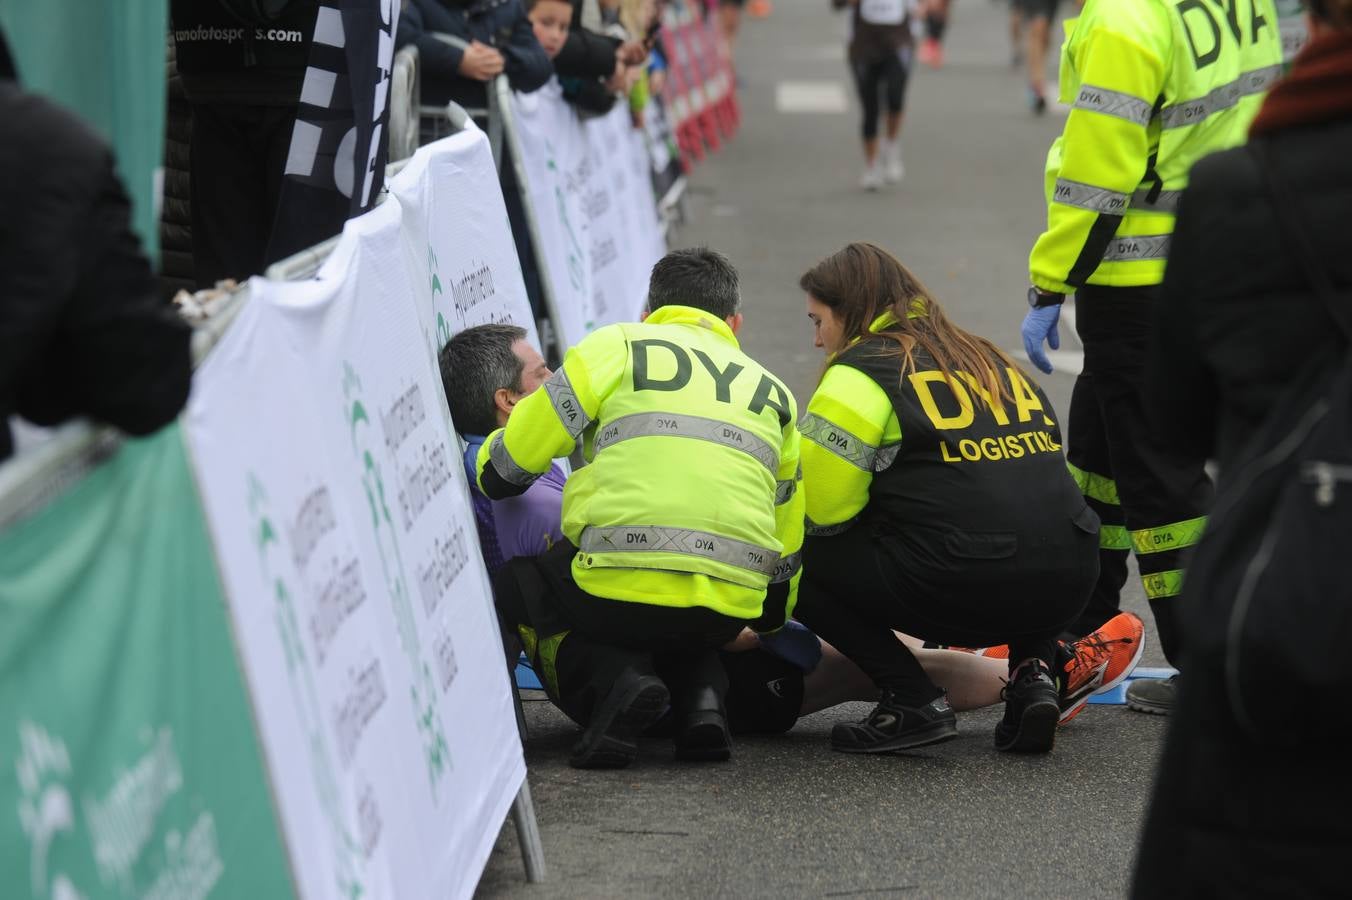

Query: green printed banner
0;424;293;900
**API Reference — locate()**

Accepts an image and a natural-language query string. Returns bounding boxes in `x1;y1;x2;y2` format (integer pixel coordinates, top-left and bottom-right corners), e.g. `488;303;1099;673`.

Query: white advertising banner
386;125;542;353
510;81;666;349
185;199;524;900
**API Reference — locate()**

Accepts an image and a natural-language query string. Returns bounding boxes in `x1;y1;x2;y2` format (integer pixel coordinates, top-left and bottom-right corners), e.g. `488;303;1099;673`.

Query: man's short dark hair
438;324;528;436
646;247;741;320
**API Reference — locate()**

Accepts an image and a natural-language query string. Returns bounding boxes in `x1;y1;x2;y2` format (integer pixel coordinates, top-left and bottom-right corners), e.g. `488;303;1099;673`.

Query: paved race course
478;3;1170;896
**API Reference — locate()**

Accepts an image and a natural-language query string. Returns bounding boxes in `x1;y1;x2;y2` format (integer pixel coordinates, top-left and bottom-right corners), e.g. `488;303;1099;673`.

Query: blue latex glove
757;620;824;673
1021;304;1062;374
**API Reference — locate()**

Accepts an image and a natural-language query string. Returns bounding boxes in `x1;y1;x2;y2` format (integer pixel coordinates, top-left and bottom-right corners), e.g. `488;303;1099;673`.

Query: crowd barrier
660;0;740;172
0;125;545;900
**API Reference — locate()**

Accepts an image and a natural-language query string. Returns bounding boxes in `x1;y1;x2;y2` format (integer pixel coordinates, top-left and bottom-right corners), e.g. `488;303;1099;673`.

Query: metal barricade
416;33;505;168
388;45;421;164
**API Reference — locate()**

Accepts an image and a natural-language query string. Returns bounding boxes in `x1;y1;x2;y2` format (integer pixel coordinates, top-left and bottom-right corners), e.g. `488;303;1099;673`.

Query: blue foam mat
514;656;1178;703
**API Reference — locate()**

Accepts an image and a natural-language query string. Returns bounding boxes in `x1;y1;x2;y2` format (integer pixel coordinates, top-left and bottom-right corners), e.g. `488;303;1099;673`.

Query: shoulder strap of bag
1247;138;1352;343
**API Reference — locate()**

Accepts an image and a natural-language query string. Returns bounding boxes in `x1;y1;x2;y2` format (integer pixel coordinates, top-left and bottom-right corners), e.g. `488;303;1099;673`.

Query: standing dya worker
477;248;804;768
794;243;1101;755
1020;0;1283;714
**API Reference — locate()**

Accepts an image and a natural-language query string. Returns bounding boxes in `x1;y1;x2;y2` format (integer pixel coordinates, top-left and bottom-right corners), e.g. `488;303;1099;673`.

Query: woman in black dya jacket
1133;1;1352;895
397;0;552;108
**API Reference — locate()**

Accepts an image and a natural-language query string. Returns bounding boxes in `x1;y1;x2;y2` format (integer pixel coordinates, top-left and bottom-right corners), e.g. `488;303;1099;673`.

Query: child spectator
528;0;574;58
397;0;553;114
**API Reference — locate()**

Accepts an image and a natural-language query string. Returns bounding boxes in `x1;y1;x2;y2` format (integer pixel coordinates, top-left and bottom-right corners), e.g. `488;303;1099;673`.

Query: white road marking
775;81;849;114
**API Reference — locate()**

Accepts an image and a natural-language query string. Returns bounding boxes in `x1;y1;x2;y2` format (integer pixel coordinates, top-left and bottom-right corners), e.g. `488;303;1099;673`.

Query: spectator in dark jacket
1132;1;1352;894
160;38;196;302
397;0;552;109
0;74;192;461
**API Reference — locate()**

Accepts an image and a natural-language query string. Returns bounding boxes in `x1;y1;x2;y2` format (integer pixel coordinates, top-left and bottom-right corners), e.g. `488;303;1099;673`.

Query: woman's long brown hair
799;242;1021;406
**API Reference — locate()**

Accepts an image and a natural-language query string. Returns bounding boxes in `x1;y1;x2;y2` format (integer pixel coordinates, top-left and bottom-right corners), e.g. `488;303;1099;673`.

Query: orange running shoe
1058;612;1146;724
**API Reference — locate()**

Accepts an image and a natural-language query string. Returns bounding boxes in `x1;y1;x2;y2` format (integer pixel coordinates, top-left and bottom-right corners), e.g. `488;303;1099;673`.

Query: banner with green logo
0;424;293;900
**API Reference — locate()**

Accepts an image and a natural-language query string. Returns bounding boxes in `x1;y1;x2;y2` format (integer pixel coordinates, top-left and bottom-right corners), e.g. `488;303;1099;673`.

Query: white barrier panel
185;198;524;900
511;81;667;348
386;125;541;353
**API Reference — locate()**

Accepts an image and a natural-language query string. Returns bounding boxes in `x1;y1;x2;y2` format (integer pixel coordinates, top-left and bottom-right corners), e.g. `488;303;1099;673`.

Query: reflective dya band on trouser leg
543;368;593;439
1067;462;1120;506
1130;516;1207;556
579;525;780;577
799;412;899;472
489;431;539;487
1141;568;1184;600
1099;524;1131;551
594;411;780;473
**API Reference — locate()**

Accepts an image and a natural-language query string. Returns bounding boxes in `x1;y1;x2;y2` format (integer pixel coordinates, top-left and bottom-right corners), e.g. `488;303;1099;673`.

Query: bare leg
863;136;879;166
1025;14;1051;104
799;634;1007;716
884;111;903;144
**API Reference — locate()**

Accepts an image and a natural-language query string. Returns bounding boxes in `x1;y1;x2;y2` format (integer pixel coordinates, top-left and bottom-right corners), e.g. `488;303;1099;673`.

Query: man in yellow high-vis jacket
1021;0;1282;714
479;248;804;768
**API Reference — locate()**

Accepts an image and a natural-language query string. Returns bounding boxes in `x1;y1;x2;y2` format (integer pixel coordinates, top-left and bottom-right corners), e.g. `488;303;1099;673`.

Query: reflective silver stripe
770;550;802;584
543;368;592;438
1129;187;1183;214
593;412;779;472
1101;233;1170;262
488;432;538;487
805;516;857;537
1073;83;1153;126
875;443;900;471
579;525;779;576
1053;178;1130;214
1159;64;1283;130
775;477;797;505
800;413;894;472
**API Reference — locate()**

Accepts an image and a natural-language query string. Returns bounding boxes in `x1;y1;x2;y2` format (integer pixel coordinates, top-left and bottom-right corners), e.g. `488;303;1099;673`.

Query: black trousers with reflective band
793;524;1094;704
1066;285;1213;665
492;540;750;726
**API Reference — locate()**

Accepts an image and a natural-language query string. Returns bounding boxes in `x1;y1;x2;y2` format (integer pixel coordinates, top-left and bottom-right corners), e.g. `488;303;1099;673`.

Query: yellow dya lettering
958;439;982;461
1002;434;1025;459
979;437;1005;461
940;441;963;463
910;370;975;430
1006;367;1045;424
957;371;1011;426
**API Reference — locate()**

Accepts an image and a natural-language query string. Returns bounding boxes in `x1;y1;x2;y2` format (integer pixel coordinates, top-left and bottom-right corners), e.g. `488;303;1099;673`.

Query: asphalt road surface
478;3;1172;896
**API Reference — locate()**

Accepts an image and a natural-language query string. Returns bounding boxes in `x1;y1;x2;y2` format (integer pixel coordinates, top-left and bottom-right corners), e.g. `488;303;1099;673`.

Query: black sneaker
995;662;1060;753
1126;673;1177;715
830;691;958;754
568;671;670;769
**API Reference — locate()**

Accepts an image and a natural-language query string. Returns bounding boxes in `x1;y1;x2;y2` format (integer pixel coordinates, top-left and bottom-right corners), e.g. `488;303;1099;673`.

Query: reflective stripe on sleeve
770;550;802;584
1053;178;1130;215
1073;83;1154;126
488;432;539;487
805;516;857;537
800;413;898;472
543;368;593;438
1101;234;1170;262
1130;516;1207;555
578;525;781;576
1159;64;1284;130
594;411;780;473
1129;187;1183;214
775;473;799;505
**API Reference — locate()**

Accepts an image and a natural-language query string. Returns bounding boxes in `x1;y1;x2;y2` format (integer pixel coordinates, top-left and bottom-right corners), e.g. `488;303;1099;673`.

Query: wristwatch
1027;287;1066;308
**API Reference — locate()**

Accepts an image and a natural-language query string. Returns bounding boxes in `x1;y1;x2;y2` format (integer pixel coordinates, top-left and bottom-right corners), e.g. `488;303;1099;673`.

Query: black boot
568;668;670;769
994;661;1060;753
673;684;732;762
831;691;957;753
